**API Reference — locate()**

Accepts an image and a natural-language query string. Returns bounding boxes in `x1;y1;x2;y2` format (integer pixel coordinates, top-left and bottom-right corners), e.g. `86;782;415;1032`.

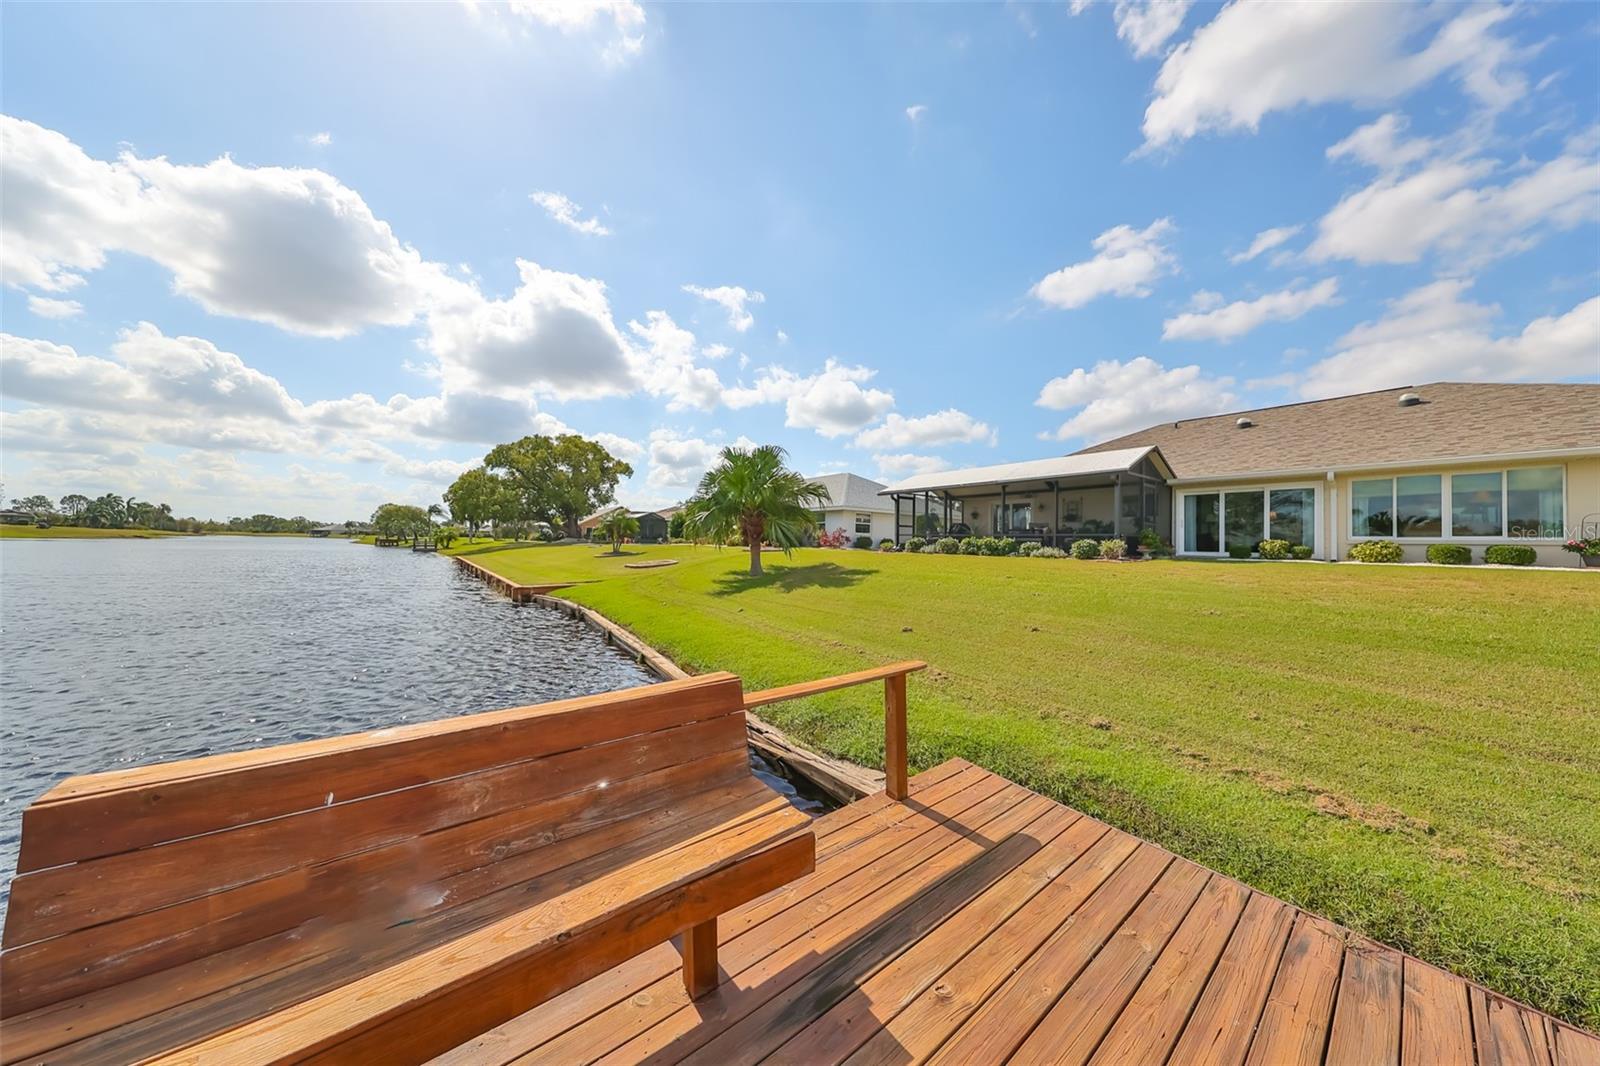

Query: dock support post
884;673;908;801
683;917;718;998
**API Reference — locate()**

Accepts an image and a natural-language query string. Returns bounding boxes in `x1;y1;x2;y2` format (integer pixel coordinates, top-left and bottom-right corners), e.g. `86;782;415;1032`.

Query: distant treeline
6;493;341;534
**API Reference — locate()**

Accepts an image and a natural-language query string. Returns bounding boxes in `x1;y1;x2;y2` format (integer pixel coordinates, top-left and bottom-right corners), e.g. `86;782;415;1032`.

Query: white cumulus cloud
1297;280;1600;398
1142;2;1528;149
1112;0;1191;59
27;296;84;319
683;283;765;332
1036;356;1238;442
1229;225;1301;264
1162;278;1341;343
530;189;611;236
854;409;996;450
1032;219;1176;310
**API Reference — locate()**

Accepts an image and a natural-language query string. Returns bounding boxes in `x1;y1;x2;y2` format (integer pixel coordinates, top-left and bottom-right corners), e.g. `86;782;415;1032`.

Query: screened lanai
877;446;1174;547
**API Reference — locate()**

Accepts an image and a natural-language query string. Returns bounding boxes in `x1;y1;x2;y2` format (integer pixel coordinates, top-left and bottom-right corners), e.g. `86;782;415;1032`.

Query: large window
1351;479;1394;537
1353;466;1564;540
1449;473;1501;536
1224;491;1264;554
1185;494;1219;553
1508;467;1563;538
854;513;872;534
1396;475;1442;538
1269;489;1314;545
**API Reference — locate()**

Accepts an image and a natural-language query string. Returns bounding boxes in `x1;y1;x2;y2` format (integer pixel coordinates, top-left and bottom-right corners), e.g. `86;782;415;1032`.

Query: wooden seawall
452;553;573;602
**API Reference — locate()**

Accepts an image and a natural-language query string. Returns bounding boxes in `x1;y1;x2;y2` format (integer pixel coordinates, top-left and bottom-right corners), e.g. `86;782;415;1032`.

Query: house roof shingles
810;472;893;513
1076;382;1600;480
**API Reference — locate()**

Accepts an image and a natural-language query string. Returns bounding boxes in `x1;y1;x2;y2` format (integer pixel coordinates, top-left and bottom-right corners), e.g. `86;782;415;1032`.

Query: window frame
854;513;873;534
1344;464;1566;543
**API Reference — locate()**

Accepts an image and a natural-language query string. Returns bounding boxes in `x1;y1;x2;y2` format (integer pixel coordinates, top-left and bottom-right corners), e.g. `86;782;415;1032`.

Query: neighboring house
879;382;1600;567
0;509;36;526
579;505;671;543
808;472;896;543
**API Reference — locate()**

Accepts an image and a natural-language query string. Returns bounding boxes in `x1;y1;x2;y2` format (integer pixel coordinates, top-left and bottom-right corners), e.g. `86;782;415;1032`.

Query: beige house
880;382;1600;567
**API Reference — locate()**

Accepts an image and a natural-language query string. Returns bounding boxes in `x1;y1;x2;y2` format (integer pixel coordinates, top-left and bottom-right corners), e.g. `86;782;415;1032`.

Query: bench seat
0;673;814;1064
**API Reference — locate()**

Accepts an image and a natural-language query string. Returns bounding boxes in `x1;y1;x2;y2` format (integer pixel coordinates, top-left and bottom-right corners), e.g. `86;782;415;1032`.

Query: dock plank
425;762;1600;1066
1402;957;1475;1066
1324;939;1403;1066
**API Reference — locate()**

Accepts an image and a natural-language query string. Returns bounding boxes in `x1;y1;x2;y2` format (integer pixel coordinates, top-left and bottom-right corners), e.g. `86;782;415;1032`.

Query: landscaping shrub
1258;539;1290;559
1227;544;1253;559
1427;543;1473;566
959;537;982;555
904;536;926;553
1484;544;1537;566
1070;538;1100;560
1289;544;1314;560
1349;540;1404;563
1137;527;1162;551
920;544;939;554
935;536;961;554
878;539;897;552
996;537;1019;556
1034;546;1068;559
816;527;850;548
1017;541;1041;556
1098;538;1126;560
853;535;874;550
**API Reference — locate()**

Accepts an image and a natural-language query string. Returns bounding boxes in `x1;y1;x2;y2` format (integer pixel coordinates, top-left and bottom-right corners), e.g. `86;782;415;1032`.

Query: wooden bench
0;672;815;1064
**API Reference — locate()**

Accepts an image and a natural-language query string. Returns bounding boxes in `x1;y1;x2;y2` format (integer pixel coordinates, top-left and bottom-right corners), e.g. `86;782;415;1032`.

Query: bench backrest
0;672;748;1018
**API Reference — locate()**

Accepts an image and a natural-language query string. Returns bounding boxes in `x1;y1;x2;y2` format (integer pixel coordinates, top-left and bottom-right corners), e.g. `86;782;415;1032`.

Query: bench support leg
683;917;719;998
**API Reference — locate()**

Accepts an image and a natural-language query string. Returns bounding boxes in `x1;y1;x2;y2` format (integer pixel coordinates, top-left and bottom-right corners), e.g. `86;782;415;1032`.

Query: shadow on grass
711;562;873;597
594;549;647;558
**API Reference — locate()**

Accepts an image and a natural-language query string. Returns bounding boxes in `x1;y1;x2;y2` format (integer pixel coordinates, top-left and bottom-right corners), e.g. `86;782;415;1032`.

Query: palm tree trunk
748;539;762;576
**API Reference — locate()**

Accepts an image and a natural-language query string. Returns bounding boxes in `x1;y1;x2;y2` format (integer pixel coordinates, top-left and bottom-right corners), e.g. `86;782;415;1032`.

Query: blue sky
2;1;1597;519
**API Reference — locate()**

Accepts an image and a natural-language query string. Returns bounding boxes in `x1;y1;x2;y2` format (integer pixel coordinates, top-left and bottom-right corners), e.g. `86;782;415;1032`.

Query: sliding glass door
1181;486;1318;555
1184;494;1219;553
1224;492;1264;554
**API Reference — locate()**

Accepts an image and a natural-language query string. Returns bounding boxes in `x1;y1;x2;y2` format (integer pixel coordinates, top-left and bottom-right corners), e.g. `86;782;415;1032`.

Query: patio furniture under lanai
878;446;1175;548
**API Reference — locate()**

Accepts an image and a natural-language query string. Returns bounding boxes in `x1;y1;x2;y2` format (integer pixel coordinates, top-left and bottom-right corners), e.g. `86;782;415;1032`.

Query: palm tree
595;508;640;555
681;445;827;576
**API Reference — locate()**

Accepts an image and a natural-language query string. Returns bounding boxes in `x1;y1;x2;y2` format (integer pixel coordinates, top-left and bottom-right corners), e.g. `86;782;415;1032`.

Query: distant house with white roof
807;472;896;543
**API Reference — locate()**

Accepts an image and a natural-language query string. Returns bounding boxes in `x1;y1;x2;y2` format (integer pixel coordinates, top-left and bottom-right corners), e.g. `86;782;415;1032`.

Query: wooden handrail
743;660;926;801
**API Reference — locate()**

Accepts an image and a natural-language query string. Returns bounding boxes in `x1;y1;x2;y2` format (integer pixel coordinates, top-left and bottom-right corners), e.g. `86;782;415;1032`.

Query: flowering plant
1561;537;1600;555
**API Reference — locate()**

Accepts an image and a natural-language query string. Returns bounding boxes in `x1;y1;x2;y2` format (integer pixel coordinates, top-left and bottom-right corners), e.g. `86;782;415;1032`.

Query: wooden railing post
884;673;908;801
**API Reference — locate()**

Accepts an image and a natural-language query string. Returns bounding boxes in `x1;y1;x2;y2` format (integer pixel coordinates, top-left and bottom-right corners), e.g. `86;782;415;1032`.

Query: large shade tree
443;466;514;539
484;434;633;538
681;445;827;576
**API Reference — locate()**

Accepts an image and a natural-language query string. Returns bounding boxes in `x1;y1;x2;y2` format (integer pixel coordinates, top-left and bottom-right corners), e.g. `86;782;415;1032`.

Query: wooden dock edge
528;593;885;805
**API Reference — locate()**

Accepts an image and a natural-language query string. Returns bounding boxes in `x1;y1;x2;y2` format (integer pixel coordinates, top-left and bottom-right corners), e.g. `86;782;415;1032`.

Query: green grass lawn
447;541;1600;1027
0;526;190;539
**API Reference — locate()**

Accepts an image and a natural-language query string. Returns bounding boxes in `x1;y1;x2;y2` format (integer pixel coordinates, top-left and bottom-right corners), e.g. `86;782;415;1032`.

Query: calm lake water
0;536;820;914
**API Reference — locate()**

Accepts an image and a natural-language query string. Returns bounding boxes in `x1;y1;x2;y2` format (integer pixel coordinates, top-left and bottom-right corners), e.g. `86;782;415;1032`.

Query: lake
0;536;821;914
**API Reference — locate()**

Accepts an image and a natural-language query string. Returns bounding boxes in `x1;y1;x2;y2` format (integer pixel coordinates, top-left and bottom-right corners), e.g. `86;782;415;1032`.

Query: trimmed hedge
1017;541;1041;556
1484;544;1537;566
1289;544;1314;560
1258;539;1290;560
934;536;961;554
1098;538;1126;560
1227;544;1253;559
1034;546;1068;559
853;535;874;550
1426;543;1473;566
1349;540;1404;563
1070;538;1100;560
903;536;926;553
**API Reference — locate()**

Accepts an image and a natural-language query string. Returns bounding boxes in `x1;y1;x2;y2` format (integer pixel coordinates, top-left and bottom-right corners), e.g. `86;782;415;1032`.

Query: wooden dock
434;759;1600;1066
